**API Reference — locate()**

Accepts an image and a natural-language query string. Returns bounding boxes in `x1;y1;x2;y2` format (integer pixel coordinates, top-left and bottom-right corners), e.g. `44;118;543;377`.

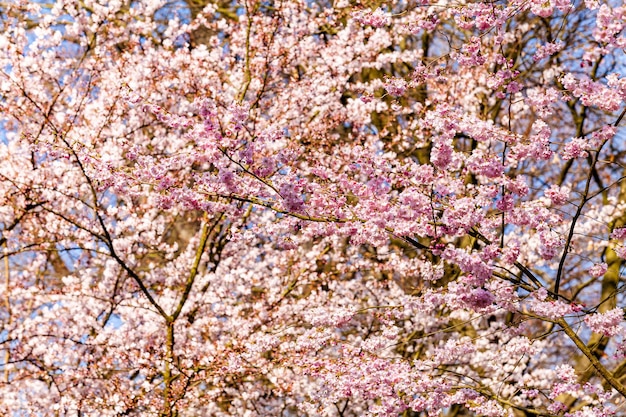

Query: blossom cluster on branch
0;0;625;416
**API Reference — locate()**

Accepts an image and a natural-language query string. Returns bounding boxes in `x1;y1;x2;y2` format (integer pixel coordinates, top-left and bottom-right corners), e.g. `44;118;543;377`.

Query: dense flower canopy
0;0;626;415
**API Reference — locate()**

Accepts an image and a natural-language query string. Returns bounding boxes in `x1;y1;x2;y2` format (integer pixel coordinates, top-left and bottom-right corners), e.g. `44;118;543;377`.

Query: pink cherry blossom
584;308;624;337
1;0;626;415
589;263;608;278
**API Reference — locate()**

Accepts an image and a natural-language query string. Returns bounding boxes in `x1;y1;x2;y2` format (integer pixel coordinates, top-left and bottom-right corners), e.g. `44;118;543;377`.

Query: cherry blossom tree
1;0;626;415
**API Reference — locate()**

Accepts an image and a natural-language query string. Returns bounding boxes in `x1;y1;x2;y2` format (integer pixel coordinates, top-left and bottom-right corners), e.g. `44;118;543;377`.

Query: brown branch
557;317;626;397
170;213;224;322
